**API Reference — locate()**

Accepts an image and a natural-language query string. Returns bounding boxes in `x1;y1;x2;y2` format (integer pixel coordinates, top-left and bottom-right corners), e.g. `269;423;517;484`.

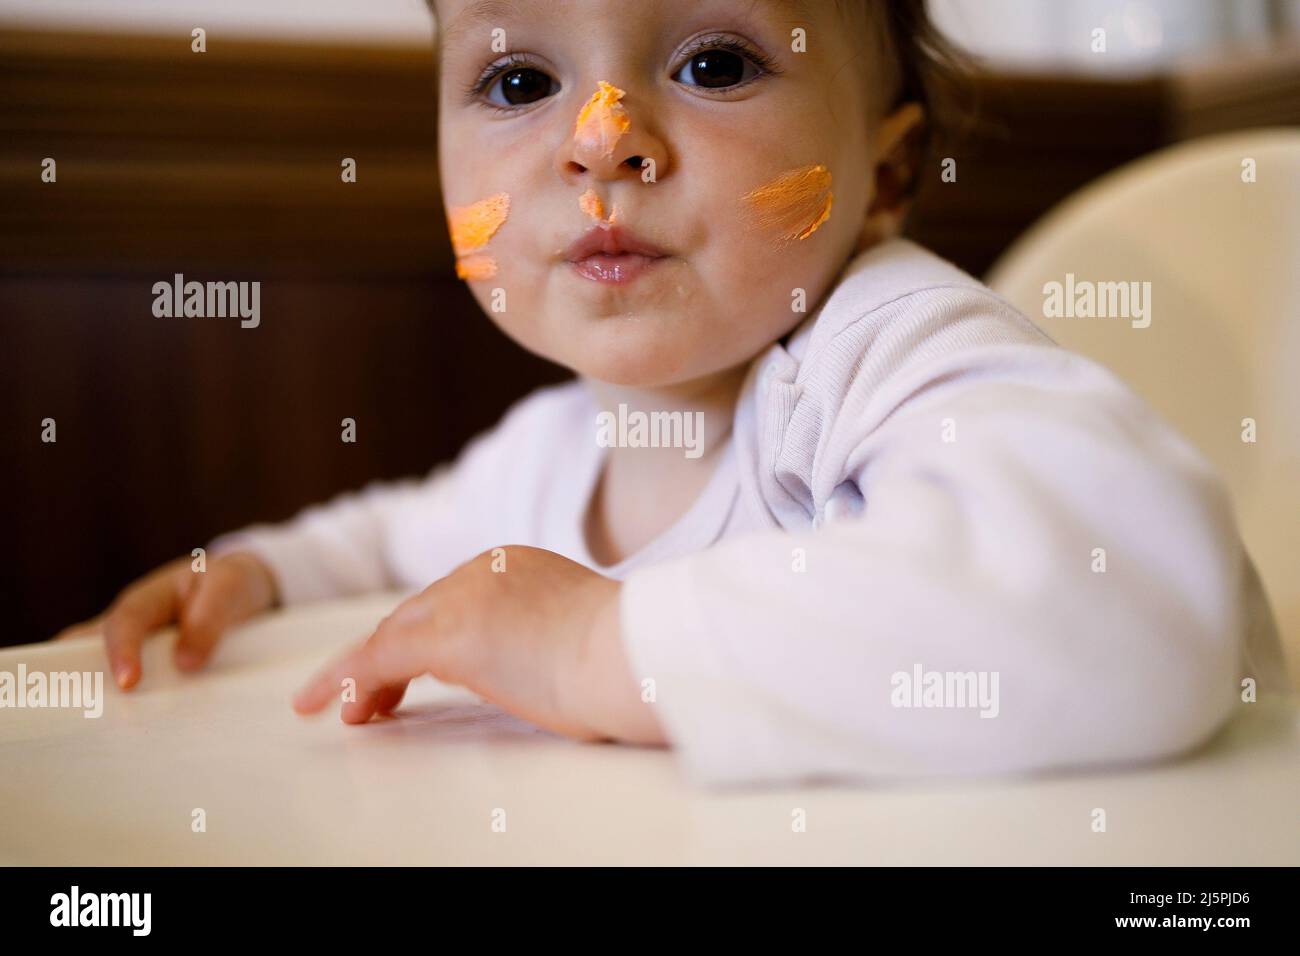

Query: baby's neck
585;363;748;462
580;364;748;566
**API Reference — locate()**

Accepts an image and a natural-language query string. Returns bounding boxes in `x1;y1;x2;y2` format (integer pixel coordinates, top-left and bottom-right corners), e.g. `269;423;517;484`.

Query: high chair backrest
987;129;1300;672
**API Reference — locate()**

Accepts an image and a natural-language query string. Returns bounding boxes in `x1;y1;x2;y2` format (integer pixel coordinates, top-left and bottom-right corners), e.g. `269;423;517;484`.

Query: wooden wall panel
0;29;448;276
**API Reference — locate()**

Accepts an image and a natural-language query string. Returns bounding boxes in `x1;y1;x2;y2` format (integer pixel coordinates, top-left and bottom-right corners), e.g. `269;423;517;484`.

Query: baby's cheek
728;230;826;321
467;255;556;356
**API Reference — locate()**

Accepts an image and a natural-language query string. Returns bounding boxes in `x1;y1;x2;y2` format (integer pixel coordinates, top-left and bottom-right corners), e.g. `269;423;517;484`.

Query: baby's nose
566;153;648;178
559;80;666;183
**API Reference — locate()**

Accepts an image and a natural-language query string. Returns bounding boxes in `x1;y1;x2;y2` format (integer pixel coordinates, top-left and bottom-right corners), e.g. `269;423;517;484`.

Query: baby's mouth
563;225;668;286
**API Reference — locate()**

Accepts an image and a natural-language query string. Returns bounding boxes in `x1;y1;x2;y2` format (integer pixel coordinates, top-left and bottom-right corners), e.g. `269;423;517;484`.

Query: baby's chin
560;337;715;389
532;312;751;389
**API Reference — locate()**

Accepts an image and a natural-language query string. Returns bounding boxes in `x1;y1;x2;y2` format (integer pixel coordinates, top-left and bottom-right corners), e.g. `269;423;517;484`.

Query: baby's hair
844;0;974;176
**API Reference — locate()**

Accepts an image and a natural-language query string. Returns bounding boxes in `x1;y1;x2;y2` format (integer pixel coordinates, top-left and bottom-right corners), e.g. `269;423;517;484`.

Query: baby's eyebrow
743;0;814;26
442;0;539;49
756;0;811;18
444;0;812;49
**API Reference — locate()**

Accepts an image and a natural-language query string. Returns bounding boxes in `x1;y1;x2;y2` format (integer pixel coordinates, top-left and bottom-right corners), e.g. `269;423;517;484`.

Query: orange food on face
455;254;497;280
448;192;510;280
449;192;510;255
740;164;833;241
574;81;631;158
579;188;607;223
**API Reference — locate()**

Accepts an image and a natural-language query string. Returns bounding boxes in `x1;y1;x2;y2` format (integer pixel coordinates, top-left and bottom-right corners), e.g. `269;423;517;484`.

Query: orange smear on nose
741;164;833;241
449;192;509;279
574;81;630;158
455;254;497;280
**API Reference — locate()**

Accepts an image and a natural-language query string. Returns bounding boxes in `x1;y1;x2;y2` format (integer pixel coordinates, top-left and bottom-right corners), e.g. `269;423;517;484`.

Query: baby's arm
617;344;1260;786
207;465;458;605
207;383;573;605
70;384;578;686
70;464;466;688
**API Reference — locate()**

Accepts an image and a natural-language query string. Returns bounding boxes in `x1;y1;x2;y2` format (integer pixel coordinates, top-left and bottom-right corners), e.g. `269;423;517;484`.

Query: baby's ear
875;102;926;191
859;102;927;250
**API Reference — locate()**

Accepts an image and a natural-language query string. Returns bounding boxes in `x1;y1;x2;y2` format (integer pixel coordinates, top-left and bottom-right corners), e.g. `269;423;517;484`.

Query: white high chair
987;129;1300;683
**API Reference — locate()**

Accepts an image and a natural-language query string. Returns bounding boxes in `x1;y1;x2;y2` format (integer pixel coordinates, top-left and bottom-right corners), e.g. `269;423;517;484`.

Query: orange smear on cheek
455;254;497;280
574;81;630;158
448;192;510;279
741;164;833;241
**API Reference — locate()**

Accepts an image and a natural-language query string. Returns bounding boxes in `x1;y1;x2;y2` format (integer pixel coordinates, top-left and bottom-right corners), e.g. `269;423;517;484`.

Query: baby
61;0;1281;785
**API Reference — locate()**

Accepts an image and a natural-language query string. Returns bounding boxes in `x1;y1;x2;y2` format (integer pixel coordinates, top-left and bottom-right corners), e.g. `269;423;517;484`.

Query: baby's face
435;0;880;388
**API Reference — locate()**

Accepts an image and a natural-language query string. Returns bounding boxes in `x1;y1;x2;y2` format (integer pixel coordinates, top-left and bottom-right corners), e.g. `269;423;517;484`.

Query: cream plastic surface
3;593;1296;865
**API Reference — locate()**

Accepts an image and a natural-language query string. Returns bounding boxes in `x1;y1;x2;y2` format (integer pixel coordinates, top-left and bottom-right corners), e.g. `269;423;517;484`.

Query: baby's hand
291;546;661;744
53;552;278;689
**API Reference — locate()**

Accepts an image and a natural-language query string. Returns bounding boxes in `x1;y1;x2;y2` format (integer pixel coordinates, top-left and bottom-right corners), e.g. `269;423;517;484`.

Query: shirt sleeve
206;381;584;605
207;465;457;606
619;347;1252;787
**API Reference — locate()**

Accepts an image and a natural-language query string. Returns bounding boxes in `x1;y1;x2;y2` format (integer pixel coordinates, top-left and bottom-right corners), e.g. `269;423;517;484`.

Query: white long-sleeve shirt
211;238;1284;786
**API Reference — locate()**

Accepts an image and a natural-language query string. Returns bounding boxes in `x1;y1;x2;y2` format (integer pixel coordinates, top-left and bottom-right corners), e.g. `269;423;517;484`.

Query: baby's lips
563;224;668;261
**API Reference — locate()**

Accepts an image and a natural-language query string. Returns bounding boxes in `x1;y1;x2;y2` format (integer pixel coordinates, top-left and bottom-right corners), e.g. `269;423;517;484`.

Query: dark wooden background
2;28;1297;645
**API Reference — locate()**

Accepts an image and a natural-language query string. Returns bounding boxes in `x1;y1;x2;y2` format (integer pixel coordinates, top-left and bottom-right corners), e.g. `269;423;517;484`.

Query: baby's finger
52;615;104;642
293;621;429;719
342;681;409;724
103;580;181;690
292;649;365;715
173;562;249;671
372;683;408;715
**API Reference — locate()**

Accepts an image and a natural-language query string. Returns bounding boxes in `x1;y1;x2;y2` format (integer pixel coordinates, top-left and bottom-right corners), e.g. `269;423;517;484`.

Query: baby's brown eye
489;67;555;106
674;49;755;89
